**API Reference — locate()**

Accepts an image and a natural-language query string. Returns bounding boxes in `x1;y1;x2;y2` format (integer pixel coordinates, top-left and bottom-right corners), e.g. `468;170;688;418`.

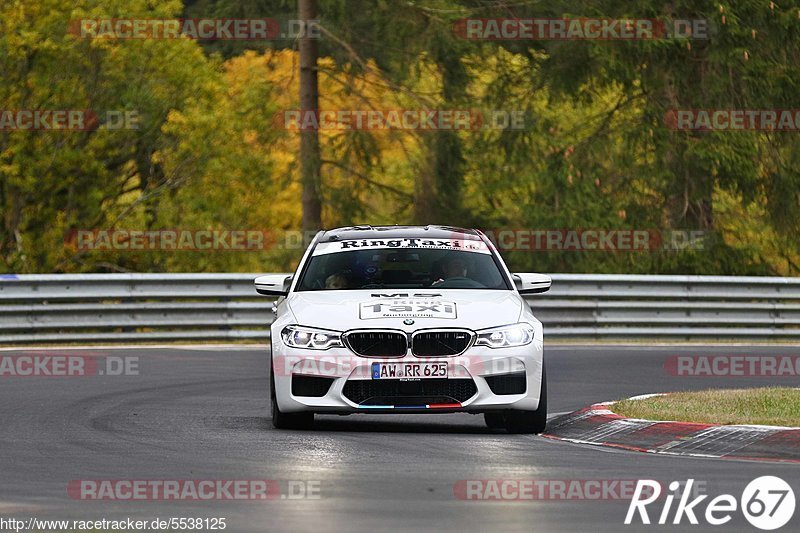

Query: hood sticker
359;299;457;319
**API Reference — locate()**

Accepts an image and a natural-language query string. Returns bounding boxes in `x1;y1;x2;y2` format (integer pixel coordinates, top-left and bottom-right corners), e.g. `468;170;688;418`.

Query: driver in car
325;272;348;289
432;255;485;288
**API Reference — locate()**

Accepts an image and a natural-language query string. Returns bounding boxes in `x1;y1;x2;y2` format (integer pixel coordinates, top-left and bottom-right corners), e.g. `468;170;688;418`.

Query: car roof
318;225;483;242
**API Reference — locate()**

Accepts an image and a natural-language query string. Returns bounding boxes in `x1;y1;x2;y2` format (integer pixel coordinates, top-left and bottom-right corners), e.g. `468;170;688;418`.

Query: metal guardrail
1;273;799;343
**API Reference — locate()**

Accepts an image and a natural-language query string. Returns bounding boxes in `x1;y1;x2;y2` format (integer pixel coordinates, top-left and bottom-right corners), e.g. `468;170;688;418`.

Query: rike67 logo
626;477;795;530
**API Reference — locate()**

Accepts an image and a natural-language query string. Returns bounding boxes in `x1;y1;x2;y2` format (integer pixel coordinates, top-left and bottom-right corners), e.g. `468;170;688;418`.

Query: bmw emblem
403;318;415;325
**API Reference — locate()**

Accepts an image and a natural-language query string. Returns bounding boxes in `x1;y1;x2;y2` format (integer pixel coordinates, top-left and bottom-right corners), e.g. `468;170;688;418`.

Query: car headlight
475;323;536;348
281;325;343;350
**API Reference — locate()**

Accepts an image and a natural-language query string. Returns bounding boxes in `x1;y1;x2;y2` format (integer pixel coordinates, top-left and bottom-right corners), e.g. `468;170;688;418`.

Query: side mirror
512;273;551;294
255;274;292;296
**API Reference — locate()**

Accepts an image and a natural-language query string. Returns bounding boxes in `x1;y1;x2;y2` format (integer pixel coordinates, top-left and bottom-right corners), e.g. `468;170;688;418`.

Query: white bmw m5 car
255;225;551;433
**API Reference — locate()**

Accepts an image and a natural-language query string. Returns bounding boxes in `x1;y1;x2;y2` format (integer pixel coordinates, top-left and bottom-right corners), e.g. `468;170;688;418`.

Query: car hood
287;289;524;332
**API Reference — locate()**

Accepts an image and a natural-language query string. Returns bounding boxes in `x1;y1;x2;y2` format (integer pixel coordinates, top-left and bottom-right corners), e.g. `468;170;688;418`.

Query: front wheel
270;355;314;430
504;365;547;434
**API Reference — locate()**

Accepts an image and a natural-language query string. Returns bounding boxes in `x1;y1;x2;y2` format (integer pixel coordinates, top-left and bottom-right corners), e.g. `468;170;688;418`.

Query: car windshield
297;247;510;291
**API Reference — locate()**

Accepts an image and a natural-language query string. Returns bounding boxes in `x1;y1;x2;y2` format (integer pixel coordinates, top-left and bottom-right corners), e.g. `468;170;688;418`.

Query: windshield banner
313;238;491;256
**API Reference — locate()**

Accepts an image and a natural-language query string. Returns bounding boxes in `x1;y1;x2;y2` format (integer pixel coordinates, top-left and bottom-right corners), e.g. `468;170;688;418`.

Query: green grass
613;387;800;427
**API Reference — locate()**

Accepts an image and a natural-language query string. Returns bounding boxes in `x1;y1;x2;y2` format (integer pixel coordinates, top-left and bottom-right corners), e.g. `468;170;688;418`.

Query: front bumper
270;340;544;414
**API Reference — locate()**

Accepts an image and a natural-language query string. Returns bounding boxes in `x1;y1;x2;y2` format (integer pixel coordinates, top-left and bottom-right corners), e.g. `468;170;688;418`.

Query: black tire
270;351;314;430
503;364;547;434
484;412;506;429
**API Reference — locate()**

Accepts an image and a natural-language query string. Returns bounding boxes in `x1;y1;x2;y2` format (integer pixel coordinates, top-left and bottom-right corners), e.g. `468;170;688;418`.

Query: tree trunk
298;0;322;232
413;147;436;224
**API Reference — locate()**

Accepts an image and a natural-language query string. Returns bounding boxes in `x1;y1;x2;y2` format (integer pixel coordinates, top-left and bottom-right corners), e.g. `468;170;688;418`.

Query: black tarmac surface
1;344;799;532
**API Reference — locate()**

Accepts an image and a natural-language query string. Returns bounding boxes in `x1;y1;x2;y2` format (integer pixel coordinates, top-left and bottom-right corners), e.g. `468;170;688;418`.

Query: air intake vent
484;372;527;395
291;375;335;397
412;330;474;357
343;378;477;405
344;330;407;357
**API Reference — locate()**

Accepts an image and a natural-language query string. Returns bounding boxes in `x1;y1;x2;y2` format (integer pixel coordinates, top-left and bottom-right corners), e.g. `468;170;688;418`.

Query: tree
0;0;215;272
298;0;322;232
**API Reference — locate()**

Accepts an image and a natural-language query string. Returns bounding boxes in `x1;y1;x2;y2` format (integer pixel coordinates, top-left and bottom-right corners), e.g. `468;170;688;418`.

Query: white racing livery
255;225;551;433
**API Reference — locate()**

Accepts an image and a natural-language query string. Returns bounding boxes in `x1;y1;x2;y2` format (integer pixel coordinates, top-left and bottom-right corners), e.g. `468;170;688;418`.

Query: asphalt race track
1;344;799;532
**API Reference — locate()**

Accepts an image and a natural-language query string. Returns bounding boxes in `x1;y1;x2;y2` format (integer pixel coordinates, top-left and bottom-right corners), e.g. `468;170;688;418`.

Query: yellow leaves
164;108;188;127
218;49;422;225
243;130;259;146
714;188;799;276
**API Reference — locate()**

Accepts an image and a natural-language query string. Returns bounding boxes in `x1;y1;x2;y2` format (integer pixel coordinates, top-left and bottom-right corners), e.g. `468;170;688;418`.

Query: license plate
371;362;448;380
